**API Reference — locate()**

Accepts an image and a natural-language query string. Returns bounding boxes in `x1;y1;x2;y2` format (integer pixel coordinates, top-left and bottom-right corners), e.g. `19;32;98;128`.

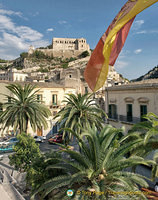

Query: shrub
61;63;69;69
9;133;41;172
37;67;49;73
0;59;8;63
69;57;76;62
27;151;64;192
32;50;46;59
20;52;28;59
79;50;90;58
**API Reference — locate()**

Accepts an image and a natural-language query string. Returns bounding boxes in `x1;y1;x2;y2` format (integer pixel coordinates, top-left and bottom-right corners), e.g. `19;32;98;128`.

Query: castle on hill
28;37;90;58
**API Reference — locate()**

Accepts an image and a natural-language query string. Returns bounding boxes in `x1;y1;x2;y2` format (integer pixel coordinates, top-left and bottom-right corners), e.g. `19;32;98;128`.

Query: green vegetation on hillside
0;64;9;70
79;50;90;58
0;59;8;63
61;63;69;69
20;52;28;59
37;67;49;73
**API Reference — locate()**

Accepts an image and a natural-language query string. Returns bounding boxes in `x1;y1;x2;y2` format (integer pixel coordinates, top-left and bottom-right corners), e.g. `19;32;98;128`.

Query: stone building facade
0;68;28;82
104;79;158;132
0;81;76;137
52;38;90;51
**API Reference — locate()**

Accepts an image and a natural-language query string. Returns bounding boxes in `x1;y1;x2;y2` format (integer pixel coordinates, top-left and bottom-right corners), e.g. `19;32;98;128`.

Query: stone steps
0;158;26;200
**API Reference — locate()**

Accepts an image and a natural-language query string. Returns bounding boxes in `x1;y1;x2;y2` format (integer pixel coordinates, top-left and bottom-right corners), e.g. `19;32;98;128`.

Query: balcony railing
49;101;62;109
108;114;118;120
108;114;141;124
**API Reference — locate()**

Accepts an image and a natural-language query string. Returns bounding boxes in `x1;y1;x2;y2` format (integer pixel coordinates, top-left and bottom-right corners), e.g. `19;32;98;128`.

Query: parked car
42;136;46;140
48;133;63;144
0;137;18;146
34;136;44;143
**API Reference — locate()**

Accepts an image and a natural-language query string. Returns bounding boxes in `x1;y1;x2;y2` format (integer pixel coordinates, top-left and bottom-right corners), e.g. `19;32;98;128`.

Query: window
0;103;3;112
140;105;147;122
37;94;42;102
52;94;57;105
85;87;88;94
109;104;117;120
69;74;72;78
127;104;133;122
8;97;11;103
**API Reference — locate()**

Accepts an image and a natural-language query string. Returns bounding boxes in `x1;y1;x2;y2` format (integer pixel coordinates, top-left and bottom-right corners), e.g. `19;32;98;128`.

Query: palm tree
127;112;158;180
32;125;154;200
54;93;106;141
0;83;51;133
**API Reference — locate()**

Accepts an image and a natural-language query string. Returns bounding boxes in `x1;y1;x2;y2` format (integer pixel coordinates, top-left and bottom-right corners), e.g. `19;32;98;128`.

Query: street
39;138;79;153
39;140;60;152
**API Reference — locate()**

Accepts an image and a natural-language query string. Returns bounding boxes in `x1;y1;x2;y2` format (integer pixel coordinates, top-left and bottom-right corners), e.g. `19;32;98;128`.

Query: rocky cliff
132;65;158;82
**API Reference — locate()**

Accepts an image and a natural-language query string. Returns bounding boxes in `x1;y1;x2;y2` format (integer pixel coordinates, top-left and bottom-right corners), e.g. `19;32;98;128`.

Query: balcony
50;104;60;109
49;101;62;109
108;114;141;124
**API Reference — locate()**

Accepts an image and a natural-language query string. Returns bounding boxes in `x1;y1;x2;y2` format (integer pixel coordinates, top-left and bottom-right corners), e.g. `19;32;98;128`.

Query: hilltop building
28;37;90;58
52;37;90;51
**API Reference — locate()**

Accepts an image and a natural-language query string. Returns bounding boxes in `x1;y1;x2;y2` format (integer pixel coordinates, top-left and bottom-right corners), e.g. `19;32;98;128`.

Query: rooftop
106;79;158;91
0;80;75;89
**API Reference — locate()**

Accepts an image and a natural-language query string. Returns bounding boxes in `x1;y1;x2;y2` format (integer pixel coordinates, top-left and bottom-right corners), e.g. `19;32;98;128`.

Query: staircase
0;154;26;200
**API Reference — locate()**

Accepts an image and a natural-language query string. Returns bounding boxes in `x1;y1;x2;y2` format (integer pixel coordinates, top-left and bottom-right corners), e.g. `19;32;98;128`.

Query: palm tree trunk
25;117;28;134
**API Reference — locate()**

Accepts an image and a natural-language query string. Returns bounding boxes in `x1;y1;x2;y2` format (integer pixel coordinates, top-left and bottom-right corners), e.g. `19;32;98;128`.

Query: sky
0;0;158;80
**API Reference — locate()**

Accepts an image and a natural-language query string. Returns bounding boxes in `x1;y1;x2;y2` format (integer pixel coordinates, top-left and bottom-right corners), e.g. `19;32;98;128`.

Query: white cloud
31;40;49;48
132;20;144;30
0;8;49;59
46;28;54;32
134;49;142;54
135;29;158;35
119;50;130;59
115;60;129;70
0;9;22;18
136;30;147;34
149;30;158;34
0;15;15;31
58;20;67;24
15;26;43;41
32;11;39;17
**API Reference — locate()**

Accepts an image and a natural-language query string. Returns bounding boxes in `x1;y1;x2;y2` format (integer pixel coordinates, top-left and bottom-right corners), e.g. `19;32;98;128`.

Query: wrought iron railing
108;114;141;124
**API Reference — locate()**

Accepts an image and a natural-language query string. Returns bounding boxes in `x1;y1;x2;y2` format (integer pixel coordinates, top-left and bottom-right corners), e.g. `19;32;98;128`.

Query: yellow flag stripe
95;0;158;91
94;35;116;91
104;0;158;54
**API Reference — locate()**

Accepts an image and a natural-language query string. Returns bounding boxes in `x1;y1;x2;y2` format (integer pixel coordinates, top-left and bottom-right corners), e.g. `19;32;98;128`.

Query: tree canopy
0;83;51;133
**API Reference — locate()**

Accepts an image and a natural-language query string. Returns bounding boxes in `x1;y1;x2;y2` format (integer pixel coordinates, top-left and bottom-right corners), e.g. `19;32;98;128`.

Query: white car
0;137;18;146
34;136;44;143
42;136;46;140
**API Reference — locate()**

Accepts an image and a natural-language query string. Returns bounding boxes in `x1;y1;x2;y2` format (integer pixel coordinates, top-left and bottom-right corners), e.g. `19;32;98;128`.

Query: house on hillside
0;68;28;82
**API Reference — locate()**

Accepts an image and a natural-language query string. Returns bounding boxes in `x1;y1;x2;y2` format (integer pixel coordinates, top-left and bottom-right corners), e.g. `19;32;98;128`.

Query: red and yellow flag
84;0;158;92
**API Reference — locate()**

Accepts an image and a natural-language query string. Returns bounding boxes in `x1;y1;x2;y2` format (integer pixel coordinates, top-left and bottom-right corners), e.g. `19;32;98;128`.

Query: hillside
6;50;90;72
132;65;158;82
0;49;127;86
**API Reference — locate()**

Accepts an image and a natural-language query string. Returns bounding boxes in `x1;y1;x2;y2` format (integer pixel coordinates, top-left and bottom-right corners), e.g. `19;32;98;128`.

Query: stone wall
36;49;90;59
